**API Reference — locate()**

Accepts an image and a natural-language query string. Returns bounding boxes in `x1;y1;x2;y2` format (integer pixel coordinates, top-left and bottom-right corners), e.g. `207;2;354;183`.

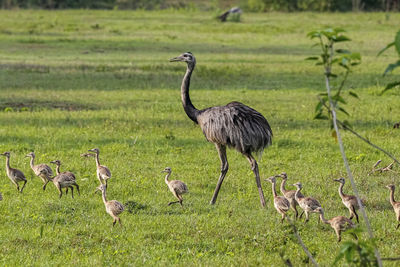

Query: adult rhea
170;52;273;207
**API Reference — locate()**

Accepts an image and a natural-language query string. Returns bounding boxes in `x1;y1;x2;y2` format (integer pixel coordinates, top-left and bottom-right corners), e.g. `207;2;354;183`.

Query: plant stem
325;45;382;267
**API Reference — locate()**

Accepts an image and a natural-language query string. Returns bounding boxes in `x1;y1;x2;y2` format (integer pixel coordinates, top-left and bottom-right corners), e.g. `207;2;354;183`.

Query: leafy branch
307;28;382;267
378;30;400;95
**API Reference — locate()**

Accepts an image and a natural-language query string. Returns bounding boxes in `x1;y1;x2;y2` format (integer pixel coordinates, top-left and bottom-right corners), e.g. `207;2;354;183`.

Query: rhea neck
4;156;11;172
389;188;397;206
94;153;101;167
338;182;346;198
55;165;61;175
280;179;288;194
29;156;35;169
181;62;199;124
164;171;171;185
270;180;278;198
295;187;303;200
101;188;108;204
318;211;330;225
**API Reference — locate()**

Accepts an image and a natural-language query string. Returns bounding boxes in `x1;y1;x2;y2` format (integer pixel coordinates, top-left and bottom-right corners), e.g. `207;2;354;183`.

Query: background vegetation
0;10;399;266
1;0;399;11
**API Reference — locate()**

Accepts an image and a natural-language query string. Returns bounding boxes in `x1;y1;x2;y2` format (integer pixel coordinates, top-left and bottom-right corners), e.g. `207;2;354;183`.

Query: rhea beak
333;179;340;182
169;56;183;62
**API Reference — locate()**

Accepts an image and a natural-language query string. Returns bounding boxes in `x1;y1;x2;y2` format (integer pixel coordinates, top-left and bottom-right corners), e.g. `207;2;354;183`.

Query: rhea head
1;152;10;158
334;177;346;184
170;52;196;67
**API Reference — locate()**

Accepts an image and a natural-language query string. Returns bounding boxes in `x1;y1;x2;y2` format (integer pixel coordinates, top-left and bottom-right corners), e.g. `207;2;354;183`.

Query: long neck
338;183;346;198
319;212;330;225
271;181;277;197
295;187;303;200
390;189;396;206
280;179;287;194
165;172;171;185
95;153;100;167
55;165;60;175
181;64;199;123
5;156;10;172
101;189;107;204
30;157;35;169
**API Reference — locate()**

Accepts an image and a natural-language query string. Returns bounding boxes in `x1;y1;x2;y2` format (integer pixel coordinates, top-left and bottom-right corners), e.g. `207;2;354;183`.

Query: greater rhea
88;148;111;186
162;167;188;206
293;182;322;223
26;152;53;190
1;152;27;193
170;52;272;207
334;177;360;223
97;183;124;227
316;207;356;242
386;184;400;229
49;160;80;198
265;176;290;223
279;172;303;219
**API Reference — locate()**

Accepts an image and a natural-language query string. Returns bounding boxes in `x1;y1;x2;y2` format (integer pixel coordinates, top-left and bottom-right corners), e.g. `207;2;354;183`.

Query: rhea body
1;152;27;193
334;177;360;223
316;207;355;242
293;182;322;223
162;167;188;206
97;184;124;226
26;152;53;190
265;176;290;222
170;52;272;207
279;172;303;219
49;160;80;198
88;148;111;186
386;184;400;229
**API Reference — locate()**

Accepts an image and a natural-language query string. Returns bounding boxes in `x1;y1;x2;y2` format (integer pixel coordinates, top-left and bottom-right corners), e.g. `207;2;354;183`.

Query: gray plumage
334;177;360;223
26;152;53;190
162;167;188;206
49;160;80;198
88;148;111;186
1;152;27;193
97;183;124;227
386;184;400;229
293;182;322;223
265;176;290;223
170;52;272;207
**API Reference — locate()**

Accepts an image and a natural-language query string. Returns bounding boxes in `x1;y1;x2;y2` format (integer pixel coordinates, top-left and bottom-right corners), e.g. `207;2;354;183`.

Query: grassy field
0;10;400;266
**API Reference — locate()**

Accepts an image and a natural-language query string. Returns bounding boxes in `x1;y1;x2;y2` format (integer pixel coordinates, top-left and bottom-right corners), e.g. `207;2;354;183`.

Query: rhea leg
56;183;62;198
351;206;359;223
20;180;27;193
245;153;266;207
74;183;80;196
69;186;74;198
43;180;49;191
291;200;299;219
210;144;228;205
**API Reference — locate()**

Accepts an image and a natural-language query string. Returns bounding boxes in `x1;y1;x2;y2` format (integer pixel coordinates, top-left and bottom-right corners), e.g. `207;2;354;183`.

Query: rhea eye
183;55;188;57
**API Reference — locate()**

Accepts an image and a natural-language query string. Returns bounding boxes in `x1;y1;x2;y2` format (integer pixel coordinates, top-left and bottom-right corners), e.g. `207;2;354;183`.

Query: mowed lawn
0;10;400;266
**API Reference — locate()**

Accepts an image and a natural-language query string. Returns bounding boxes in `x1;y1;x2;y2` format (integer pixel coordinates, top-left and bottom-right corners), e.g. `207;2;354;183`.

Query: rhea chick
1;152;27;193
162;167;188;206
293;182;322;223
26;152;53;190
334;177;361;223
316;207;356;242
265;176;290;223
97;183;124;227
386;184;400;229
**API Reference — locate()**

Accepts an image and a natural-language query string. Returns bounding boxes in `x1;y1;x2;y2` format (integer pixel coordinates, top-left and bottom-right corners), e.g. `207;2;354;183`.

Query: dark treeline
0;0;399;11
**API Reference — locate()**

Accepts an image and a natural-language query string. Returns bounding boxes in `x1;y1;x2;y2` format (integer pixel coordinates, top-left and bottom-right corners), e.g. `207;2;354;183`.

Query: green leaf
349;90;359;98
314;112;328;120
305;56;319;60
332;94;347;104
377;42;394;56
336;49;351;54
315;101;323;113
338;106;350;116
350;52;361;60
380;81;400;95
395;30;400;56
383;60;400;76
333;35;351;42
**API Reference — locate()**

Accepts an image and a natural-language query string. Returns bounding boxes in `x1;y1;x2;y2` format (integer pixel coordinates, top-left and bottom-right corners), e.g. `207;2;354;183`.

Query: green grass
0;10;400;266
